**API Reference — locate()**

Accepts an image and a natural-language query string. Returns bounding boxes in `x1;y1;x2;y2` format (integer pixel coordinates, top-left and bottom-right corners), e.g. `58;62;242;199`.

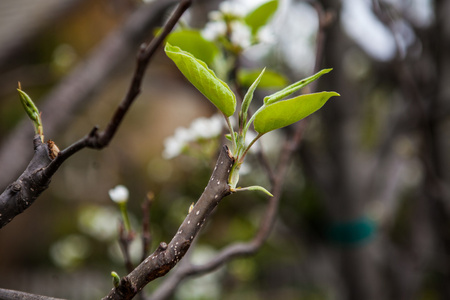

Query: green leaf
235;185;273;197
245;0;279;35
254;91;340;134
165;43;236;117
240;68;265;128
264;68;332;105
17;85;43;139
111;271;120;288
166;29;219;66
238;68;288;88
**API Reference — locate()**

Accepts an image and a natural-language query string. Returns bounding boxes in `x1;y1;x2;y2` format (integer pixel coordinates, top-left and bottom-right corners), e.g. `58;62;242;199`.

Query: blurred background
0;0;449;299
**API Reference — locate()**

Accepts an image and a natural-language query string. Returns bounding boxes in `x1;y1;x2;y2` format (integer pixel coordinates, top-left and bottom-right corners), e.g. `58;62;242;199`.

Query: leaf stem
224;114;237;154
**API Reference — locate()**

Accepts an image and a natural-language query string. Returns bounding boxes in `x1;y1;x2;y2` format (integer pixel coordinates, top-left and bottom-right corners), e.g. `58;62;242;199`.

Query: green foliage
235;185;273;197
164;0;339;196
238;68;288;88
245;0;279;35
254;92;339;134
165;43;236;117
166;29;219;66
239;68;266;129
111;271;120;288
17;84;44;141
264;68;333;105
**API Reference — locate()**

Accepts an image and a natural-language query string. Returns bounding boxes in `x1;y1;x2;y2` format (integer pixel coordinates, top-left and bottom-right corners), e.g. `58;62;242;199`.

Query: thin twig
141;192;154;262
43;0;191;179
118;222;136;274
103;145;234;300
0;0;183;229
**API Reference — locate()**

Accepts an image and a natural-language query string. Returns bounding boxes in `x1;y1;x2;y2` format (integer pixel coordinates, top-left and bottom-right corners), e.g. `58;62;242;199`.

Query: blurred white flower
257;25;276;44
208;10;223;22
174;126;195;143
203;1;251;46
219;1;246;18
162;126;195;159
108;185;129;204
163;115;225;159
78;205;120;241
191;115;223;139
230;21;252;48
202;21;227;41
50;234;90;269
163;135;185;160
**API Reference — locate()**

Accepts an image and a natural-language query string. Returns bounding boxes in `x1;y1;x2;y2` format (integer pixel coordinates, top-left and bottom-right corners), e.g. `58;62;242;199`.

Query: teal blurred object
326;216;376;246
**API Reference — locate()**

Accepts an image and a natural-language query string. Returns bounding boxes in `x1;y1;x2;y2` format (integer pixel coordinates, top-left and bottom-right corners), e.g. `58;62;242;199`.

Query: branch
0;136;52;228
0;0;178;190
0;288;65;300
103;145;234;300
149;4;333;298
149;122;307;300
0;0;191;229
44;0;192;177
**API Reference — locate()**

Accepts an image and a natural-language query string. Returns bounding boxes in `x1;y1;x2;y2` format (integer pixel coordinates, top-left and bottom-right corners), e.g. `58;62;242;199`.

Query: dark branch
0;288;65;300
0;0;179;190
44;0;192;178
0;0;191;229
0;136;52;228
149;3;332;298
103;145;234;300
149;122;308;300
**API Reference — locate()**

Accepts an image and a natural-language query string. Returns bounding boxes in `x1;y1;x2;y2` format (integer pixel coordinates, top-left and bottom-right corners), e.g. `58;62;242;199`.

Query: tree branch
149;121;308;300
148;3;333;298
103;145;234;300
0;136;52;227
0;0;191;228
0;0;178;190
0;288;65;300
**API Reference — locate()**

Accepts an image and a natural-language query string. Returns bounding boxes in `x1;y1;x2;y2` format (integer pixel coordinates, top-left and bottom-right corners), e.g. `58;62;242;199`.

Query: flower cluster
201;1;274;51
162;114;224;159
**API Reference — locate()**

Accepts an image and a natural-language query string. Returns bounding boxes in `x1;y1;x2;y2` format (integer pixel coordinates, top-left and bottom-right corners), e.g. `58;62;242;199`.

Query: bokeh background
0;0;449;299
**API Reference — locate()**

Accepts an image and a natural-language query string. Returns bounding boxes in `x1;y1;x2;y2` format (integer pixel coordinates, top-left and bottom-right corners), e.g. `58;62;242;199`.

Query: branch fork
104;146;234;300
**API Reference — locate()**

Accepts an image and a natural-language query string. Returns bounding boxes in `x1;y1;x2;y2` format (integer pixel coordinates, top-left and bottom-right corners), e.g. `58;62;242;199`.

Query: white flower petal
163;136;185;159
202;21;227;41
230;21;252;48
108;185;129;204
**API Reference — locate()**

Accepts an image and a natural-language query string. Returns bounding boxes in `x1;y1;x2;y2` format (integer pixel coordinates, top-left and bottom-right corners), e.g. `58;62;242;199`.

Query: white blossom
162;136;185;159
230;21;252;48
108;185;129;204
191;115;223;139
219;1;246;18
202;21;227;41
50;234;90;269
78;206;120;241
208;10;223;22
173;126;195;143
257;25;276;44
162;115;225;159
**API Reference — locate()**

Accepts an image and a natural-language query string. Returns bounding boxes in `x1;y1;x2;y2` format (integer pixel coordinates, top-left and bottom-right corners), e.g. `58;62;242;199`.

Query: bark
103;146;234;300
0;0;178;191
0;0;190;230
0;136;52;227
0;288;65;300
